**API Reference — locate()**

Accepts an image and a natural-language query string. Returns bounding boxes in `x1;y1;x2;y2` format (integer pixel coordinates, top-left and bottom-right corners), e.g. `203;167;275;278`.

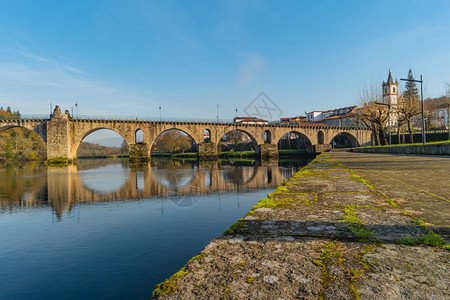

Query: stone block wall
129;143;150;162
198;142;217;161
352;143;450;155
259;144;278;159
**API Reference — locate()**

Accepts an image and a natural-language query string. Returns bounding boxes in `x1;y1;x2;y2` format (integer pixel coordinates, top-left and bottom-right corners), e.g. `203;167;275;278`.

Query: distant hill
82;136;124;147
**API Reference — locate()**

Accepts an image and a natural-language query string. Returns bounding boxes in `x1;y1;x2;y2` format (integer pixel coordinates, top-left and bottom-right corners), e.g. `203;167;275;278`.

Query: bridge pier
314;144;332;153
259;144;278;159
129;143;150;162
46;107;75;162
198;142;218;161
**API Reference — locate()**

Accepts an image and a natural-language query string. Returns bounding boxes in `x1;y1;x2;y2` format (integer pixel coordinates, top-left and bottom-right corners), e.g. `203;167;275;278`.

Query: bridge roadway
0;105;372;161
0;161;292;219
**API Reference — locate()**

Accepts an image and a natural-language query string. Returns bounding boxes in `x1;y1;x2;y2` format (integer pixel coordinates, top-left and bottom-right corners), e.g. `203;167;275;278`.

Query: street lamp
401;75;425;144
159;105;161;122
217;104;219;123
375;102;391;146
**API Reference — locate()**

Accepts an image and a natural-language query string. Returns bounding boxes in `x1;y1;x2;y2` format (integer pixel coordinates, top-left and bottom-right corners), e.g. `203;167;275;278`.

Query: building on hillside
233;116;268;125
382;69;399;126
306;110;333;122
320;106;360;127
423;98;450;129
305;106;360;127
277;116;307;125
431;107;449;128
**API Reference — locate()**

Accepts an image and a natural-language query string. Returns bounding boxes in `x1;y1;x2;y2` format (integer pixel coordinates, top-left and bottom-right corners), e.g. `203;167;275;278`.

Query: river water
0;157;311;299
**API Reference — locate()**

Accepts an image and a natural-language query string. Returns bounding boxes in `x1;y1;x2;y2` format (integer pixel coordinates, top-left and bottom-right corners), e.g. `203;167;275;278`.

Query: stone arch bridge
0;106;372;161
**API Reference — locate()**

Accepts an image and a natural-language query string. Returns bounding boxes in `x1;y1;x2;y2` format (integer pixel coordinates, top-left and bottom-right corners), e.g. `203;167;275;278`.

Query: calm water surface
0;157;311;299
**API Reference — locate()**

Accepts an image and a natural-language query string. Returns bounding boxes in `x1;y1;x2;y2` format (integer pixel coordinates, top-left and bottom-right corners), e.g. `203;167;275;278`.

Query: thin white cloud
0;47;159;116
237;52;267;85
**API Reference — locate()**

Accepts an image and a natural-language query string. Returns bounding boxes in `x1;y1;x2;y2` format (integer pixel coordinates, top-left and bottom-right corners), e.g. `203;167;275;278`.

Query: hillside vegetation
0;107;46;161
1;107;128;161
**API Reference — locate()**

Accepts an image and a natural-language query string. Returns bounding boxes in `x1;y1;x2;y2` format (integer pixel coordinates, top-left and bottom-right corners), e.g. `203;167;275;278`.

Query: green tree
404;69;419;101
400;69;421;142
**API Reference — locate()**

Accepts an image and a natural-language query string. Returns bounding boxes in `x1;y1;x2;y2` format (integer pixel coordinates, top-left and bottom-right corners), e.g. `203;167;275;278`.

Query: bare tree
445;83;450;139
356;83;389;145
397;92;421;143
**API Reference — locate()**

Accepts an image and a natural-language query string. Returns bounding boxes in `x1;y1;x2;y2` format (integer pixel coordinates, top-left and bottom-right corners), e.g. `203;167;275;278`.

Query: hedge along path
152;153;450;300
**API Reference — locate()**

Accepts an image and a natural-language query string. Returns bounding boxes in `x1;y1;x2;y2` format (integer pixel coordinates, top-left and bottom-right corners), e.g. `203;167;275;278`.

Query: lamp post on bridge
401;75;425;144
375;102;391;147
217;104;219;123
159;105;161;122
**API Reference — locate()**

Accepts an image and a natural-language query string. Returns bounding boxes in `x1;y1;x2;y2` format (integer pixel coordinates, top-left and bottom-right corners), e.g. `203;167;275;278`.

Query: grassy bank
358;140;450;149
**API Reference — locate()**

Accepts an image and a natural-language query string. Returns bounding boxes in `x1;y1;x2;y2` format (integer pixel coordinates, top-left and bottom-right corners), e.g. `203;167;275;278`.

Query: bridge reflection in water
0;158;308;219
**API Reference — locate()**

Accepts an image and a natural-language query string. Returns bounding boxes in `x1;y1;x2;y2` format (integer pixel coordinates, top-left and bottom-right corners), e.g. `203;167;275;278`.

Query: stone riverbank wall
152;153;449;299
352;142;450;155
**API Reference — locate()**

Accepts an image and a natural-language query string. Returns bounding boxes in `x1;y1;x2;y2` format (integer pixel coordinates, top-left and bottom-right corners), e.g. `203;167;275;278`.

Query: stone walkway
332;152;450;241
152;153;449;299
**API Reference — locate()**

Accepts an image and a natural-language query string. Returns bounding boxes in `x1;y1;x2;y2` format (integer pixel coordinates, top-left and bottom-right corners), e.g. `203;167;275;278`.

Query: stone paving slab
152;153;449;299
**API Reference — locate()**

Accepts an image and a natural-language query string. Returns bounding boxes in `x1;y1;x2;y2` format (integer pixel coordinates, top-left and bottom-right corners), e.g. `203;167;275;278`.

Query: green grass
220;151;256;158
399;231;447;248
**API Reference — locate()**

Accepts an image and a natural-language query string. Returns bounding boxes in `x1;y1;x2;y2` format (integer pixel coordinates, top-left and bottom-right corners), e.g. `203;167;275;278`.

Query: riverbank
353;141;450;155
151;149;308;159
152;152;449;299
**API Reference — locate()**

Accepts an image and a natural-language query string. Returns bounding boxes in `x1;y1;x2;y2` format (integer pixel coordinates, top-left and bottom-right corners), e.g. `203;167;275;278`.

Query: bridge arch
0;124;47;143
150;128;198;154
277;130;313;153
135;129;144;143
71;128;129;160
264;130;272;144
329;132;359;148
203;128;211;143
218;129;260;154
318;131;325;144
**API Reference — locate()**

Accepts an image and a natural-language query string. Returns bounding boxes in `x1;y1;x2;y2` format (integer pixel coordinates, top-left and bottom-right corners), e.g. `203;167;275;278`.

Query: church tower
382;69;399;125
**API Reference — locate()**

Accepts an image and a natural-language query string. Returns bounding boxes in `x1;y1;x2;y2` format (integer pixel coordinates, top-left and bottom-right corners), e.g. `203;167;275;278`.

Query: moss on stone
223;218;247;235
338;205;373;240
45;157;69;166
313;242;342;300
246;276;256;284
152;267;188;297
152;252;205;297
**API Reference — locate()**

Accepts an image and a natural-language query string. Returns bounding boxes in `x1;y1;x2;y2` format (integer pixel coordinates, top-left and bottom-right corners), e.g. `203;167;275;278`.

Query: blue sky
1;0;449;121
